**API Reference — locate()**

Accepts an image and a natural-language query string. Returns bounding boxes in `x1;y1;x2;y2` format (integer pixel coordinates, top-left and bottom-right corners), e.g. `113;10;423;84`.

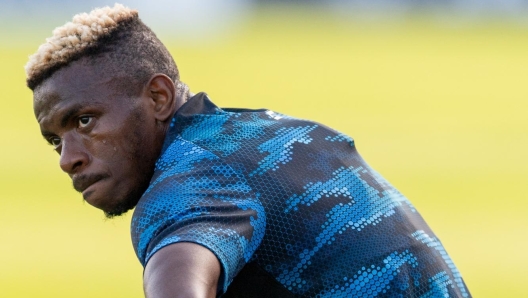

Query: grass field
1;8;527;297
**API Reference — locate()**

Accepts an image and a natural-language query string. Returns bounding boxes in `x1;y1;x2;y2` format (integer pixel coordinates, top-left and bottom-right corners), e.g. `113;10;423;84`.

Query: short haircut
25;3;179;92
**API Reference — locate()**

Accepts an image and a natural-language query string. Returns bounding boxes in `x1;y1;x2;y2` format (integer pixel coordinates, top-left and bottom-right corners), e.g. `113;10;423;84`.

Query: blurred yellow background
1;5;527;297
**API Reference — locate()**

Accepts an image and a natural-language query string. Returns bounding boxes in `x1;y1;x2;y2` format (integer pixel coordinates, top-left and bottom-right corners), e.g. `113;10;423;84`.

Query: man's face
33;60;160;217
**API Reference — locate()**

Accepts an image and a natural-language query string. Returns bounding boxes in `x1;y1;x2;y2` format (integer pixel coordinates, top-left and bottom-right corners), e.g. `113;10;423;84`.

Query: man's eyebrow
60;104;85;128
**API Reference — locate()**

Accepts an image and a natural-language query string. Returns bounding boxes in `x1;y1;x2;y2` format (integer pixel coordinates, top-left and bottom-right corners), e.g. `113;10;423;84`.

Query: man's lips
73;174;110;193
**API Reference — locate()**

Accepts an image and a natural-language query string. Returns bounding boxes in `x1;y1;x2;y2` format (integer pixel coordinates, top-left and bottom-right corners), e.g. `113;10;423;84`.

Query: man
26;4;471;298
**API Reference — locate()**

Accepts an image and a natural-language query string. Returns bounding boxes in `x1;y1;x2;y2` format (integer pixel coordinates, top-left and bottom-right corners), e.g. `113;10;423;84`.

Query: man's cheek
87;137;121;163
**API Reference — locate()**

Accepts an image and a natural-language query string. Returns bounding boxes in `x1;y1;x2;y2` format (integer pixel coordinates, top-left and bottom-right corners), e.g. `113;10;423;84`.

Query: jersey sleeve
131;137;266;293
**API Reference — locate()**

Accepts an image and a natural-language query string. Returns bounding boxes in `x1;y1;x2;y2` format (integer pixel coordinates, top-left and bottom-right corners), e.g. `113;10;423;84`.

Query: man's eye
49;137;61;148
78;116;93;128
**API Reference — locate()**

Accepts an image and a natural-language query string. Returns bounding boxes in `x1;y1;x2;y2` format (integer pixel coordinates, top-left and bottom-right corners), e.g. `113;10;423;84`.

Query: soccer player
26;4;471;298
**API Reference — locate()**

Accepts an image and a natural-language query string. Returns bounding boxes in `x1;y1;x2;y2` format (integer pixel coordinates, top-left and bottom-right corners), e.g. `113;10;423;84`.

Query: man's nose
59;134;89;174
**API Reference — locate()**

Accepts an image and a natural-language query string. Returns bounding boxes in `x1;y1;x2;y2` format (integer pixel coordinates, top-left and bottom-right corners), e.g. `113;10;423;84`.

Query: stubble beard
103;107;160;219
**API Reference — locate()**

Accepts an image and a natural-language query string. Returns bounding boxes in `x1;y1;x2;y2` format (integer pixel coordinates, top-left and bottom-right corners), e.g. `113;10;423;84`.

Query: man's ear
144;74;176;122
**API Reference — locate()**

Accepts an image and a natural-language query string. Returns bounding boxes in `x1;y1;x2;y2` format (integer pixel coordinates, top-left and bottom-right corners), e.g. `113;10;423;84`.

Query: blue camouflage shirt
131;93;471;297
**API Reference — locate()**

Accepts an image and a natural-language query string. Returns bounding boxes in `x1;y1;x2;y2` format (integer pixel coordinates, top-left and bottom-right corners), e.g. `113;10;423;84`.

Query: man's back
132;93;470;297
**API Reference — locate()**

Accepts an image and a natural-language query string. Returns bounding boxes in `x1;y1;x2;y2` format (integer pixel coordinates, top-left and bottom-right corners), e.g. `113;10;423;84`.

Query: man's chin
85;192;142;219
80;178;149;219
103;207;132;219
94;197;136;219
81;191;130;218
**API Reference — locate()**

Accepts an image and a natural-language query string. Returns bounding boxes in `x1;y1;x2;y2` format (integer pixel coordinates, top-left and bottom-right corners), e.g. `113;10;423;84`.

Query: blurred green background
1;2;528;297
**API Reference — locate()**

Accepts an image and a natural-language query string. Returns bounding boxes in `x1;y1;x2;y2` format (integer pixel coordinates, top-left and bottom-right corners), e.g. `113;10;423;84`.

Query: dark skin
33;58;221;298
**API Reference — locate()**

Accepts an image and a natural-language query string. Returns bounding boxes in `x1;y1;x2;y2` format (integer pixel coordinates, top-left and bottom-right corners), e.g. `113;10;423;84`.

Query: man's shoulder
131;135;260;265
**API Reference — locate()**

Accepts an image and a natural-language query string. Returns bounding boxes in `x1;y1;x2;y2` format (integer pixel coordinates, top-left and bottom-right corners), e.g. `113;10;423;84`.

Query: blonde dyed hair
25;3;180;92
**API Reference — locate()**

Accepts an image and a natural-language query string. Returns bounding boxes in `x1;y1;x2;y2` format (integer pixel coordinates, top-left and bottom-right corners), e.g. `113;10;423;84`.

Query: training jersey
131;93;471;297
